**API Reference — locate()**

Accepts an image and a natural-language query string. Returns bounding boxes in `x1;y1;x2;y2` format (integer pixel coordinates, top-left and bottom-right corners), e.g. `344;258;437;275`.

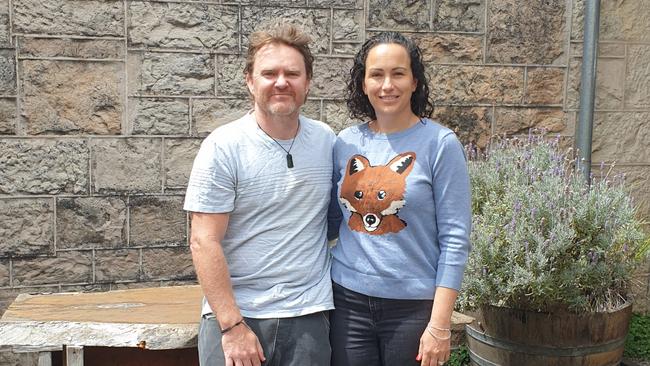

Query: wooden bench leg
37;352;52;366
63;345;83;366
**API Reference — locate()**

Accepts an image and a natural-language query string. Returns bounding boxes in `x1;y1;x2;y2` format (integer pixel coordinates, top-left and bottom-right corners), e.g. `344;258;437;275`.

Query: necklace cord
256;120;300;168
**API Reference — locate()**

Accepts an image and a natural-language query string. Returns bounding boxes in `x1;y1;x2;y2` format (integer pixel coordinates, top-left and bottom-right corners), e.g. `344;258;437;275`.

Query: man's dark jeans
199;311;331;366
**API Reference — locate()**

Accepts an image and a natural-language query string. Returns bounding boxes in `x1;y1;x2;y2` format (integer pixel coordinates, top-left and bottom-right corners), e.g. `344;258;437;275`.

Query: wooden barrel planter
466;302;632;366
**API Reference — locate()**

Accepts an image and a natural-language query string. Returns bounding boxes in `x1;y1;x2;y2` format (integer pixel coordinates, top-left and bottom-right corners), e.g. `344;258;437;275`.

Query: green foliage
459;133;649;313
625;313;650;360
447;345;470;366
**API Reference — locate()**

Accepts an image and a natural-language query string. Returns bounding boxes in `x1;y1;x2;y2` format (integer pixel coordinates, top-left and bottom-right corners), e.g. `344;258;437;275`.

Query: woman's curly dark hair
347;32;434;121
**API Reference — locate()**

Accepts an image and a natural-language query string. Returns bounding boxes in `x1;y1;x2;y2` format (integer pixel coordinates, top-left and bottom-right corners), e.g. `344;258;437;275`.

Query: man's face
246;43;310;119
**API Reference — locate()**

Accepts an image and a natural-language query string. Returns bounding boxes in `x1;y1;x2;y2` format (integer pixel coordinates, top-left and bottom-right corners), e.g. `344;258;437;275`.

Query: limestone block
368;0;429;30
487;0;566;65
94;249;140;283
56;197;127;249
309;0;362;7
18;38;125;59
110;281;163;290
625;45;650;109
311;57;353;98
59;285;112;295
431;106;491;149
265;0;306;5
0;139;89;195
630;269;649;314
599;43;627;57
110;281;197;290
525;67;564;105
129;98;190;135
595;59;625;110
333;10;362;42
432;0;484;32
570;0;584;41
0;289;20;316
91;138;162;194
192;98;251;136
0;259;8;286
412;33;483;64
604;165;650;235
302;99;322;121
164;138;202;189
0;49;16;94
332;42;361;56
0;0;10;47
128;2;238;51
13;0;124;37
567;58;625;110
241;7;330;54
428;65;524;104
128;52;214;96
161;280;198;287
599;1;650;42
141;247;195;281
592;112;650;164
323;101;356;133
20;60;124;135
0;97;15;134
0;350;39;366
216;54;247;97
129;196;186;246
571;42;626;58
563;111;576;137
13;251;93;286
494;107;566;135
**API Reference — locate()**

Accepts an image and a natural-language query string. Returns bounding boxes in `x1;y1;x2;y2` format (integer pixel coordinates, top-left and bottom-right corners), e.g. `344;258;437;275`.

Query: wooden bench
0;285;474;365
0;286;202;366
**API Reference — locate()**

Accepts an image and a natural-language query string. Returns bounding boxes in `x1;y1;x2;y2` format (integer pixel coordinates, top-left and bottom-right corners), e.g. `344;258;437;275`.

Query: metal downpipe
576;0;601;183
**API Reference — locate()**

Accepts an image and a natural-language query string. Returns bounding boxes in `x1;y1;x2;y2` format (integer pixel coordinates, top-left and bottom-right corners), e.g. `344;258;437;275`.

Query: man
183;22;335;366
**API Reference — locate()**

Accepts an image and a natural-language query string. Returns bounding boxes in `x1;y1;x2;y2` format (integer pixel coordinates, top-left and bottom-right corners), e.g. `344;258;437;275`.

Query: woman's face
363;43;417;119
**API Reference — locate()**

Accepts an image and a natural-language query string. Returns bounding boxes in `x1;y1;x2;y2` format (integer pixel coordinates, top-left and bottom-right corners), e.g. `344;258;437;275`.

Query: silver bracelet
426;324;451;340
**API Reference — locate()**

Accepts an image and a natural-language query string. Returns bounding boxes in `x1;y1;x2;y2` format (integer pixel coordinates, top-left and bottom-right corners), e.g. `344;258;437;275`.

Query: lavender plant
460;133;649;313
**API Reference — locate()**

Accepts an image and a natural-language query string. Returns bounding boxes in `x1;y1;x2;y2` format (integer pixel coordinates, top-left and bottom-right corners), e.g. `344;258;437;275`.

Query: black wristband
220;318;246;334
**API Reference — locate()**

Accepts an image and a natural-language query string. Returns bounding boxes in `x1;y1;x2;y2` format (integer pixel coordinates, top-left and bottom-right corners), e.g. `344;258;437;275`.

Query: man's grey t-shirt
184;112;336;318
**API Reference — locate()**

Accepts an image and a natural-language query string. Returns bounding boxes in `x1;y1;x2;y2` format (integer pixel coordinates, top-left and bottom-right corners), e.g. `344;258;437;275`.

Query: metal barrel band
468;348;500;366
465;324;626;357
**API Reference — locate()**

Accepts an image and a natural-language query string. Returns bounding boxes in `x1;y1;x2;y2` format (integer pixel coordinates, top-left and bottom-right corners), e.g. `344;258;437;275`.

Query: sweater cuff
435;263;465;291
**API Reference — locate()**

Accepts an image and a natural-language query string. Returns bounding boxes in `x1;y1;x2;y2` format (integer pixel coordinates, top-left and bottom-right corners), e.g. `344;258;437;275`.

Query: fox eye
354;191;363;200
377;191;386;200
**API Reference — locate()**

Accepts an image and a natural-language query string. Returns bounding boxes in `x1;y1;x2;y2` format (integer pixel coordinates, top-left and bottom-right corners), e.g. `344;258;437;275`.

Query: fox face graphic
339;152;416;235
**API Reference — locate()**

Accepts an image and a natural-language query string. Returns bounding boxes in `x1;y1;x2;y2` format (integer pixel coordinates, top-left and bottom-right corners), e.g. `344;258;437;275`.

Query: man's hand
222;322;266;366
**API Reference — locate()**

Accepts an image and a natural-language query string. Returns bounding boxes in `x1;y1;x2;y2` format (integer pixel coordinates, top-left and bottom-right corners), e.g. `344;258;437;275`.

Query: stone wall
0;0;648;349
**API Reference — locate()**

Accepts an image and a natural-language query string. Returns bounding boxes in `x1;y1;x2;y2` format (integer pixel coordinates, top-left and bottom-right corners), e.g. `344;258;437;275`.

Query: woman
328;32;471;366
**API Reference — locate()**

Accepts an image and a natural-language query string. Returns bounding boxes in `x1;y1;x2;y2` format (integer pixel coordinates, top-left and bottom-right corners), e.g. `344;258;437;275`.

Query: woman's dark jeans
330;282;433;366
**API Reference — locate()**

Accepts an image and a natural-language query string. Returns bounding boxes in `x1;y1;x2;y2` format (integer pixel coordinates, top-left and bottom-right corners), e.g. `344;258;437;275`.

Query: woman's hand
416;324;451;366
418;286;457;365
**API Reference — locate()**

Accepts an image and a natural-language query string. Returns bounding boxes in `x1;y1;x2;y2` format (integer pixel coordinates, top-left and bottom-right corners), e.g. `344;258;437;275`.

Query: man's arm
189;212;265;366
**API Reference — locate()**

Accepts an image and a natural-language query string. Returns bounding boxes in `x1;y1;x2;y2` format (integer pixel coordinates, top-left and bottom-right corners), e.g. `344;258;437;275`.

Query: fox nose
364;214;378;226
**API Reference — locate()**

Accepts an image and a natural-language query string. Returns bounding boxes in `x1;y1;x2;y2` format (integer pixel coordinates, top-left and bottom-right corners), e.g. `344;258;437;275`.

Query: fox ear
347;155;370;176
388;152;416;175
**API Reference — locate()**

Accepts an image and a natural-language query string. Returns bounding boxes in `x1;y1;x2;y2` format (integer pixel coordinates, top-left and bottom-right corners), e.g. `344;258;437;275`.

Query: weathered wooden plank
2;286;203;324
37;352;52;366
64;345;83;366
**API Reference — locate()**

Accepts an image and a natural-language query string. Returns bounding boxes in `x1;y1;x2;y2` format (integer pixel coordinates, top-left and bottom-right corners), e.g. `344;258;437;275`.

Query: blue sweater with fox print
328;119;471;299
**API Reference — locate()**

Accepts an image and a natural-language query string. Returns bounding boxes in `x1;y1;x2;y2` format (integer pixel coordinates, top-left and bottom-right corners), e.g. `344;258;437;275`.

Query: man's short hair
244;22;314;80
